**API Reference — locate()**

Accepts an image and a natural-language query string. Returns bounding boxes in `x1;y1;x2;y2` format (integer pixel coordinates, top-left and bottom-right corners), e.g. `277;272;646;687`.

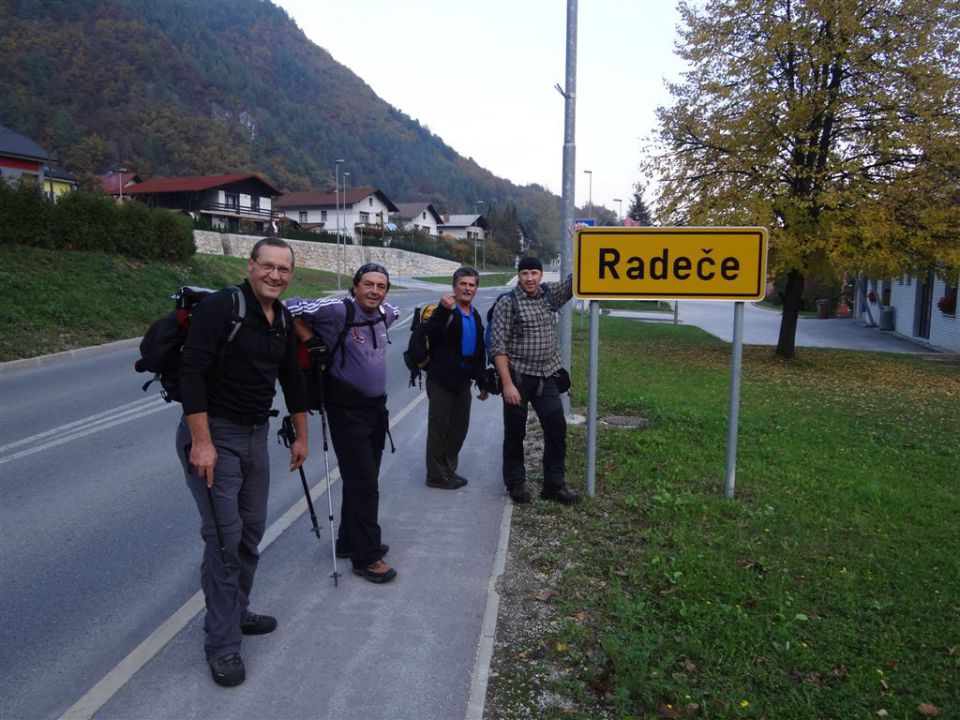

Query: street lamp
117;167;127;201
473;201;484;268
583;170;593;220
342;172;350;262
613;198;622;224
334;159;345;290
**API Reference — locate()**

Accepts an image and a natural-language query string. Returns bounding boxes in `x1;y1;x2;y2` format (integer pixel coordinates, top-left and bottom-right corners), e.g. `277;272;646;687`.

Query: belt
209;409;279;427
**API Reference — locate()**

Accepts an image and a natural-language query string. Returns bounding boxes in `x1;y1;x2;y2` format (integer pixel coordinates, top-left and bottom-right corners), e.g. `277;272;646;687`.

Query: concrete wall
192;230;460;277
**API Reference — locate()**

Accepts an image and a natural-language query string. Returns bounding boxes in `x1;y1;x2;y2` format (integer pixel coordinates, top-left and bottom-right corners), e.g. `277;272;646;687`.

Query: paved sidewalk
94;394;508;720
606;300;937;354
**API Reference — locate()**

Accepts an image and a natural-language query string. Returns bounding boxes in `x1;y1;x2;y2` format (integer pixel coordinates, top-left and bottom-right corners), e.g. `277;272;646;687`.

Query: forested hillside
0;0;562;254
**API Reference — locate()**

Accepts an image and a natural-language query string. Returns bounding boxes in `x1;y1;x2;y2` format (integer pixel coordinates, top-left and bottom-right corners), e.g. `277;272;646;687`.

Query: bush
0;180;54;248
53;190;122;252
146;210;194;260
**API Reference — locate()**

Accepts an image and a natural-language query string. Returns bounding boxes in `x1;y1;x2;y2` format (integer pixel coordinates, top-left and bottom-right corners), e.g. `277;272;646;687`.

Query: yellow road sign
575;227;768;300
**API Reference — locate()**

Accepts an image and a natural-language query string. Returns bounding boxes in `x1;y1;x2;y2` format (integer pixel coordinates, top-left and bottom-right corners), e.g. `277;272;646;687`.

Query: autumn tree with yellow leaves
645;0;960;358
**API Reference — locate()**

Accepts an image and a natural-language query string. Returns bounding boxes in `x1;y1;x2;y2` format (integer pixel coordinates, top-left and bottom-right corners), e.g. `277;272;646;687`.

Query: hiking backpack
298;297;389;409
402;303;456;388
135;285;263;403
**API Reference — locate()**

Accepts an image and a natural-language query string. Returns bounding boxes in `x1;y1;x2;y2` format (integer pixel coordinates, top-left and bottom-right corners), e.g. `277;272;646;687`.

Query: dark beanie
517;256;542;272
352;262;390;286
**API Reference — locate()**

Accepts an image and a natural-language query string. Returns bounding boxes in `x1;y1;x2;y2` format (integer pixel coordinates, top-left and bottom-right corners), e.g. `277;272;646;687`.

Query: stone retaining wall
192;230;460;277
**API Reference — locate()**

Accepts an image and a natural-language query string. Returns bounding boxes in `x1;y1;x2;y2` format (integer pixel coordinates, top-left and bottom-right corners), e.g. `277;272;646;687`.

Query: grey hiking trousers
176;416;271;661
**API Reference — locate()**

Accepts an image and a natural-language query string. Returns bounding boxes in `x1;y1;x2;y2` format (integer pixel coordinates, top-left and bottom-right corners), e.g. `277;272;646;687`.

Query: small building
855;273;959;353
43;164;79;202
275;187;398;242
391;202;444;236
441;214;487;241
96;171;142;200
125;173;279;233
0;125;49;188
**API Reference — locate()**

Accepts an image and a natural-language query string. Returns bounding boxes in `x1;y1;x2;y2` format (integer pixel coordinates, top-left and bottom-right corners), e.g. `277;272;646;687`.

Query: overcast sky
273;0;687;216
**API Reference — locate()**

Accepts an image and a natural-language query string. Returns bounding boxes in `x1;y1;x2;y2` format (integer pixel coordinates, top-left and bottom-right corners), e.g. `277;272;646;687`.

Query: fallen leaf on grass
535;589;559;602
573;610;588;622
656;699;680;719
555;642;567;652
917;704;939;717
874;711;888;718
684;658;697;672
659;587;681;597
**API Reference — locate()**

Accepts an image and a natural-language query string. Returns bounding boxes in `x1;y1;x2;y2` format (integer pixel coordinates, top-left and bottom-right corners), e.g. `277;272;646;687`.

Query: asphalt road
0;281;508;720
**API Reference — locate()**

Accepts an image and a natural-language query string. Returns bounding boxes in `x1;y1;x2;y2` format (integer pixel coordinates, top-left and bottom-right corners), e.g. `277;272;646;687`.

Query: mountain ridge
0;0;563;255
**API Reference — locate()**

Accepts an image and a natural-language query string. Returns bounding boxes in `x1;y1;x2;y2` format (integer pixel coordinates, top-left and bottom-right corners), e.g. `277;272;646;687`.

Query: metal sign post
574;227;768;499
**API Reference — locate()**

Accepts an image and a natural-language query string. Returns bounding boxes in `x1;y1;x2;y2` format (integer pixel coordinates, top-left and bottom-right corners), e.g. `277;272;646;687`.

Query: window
225;192;239;210
299;211;307;223
321;210;327;221
422;211;427;220
250;196;259;212
359;211;370;223
368;197;373;206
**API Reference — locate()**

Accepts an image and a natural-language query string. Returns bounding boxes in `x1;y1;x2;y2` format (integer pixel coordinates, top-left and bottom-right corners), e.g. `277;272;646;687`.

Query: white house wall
864;274;959;353
928;278;959;352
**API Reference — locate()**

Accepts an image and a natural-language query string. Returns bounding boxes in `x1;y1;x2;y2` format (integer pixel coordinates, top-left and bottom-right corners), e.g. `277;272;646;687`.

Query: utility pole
557;0;578;417
613;198;622;224
334;159;344;290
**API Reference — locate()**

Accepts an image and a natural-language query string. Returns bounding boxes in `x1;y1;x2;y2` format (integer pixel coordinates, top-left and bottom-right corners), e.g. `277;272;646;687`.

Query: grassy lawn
598;299;674;312
0;245;342;361
487;318;959;719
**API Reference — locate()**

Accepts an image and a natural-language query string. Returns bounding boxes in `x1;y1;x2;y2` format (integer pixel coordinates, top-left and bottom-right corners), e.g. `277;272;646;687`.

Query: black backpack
134;285;250;402
402;303;455;388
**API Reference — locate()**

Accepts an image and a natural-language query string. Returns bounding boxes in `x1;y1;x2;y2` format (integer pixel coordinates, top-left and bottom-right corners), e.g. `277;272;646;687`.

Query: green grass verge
415;270;516;286
0;245;342;361
488;317;959;719
598;299;674;312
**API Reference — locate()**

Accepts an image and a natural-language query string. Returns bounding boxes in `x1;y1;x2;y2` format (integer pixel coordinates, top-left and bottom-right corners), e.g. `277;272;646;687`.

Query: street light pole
474;201;483;269
342;172;350;267
335;159;344;290
613;198;622;224
583;169;592;220
117;168;127;201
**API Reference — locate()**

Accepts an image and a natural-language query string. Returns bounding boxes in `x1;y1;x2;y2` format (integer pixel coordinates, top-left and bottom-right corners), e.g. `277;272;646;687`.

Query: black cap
517;256;543;272
352;262;390;286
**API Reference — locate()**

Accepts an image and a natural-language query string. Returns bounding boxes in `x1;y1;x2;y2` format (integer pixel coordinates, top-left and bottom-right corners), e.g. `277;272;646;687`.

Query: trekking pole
186;442;228;566
319;405;341;587
205;485;228;566
278;416;322;540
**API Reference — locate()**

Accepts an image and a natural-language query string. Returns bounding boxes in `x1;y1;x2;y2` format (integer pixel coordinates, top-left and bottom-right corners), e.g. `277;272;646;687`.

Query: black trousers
325;401;388;568
501;373;567;492
425;377;472;482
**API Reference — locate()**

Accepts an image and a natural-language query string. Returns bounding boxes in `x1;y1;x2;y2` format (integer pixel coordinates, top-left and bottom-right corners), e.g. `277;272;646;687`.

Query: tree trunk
776;268;805;359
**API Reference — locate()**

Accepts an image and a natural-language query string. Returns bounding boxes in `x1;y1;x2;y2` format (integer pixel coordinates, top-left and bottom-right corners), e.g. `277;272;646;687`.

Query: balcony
199;201;274;220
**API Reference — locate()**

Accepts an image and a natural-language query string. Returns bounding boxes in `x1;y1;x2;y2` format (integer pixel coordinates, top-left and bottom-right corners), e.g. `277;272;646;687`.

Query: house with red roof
96;171;142;200
274;186;398;242
125;173;280;233
0;125;50;188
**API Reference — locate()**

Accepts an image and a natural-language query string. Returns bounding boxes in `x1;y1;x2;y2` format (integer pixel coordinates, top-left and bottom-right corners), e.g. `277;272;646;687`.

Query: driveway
606;300;936;354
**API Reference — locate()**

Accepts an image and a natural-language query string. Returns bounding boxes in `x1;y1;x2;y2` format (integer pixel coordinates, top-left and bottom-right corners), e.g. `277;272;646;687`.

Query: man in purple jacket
286;263;400;583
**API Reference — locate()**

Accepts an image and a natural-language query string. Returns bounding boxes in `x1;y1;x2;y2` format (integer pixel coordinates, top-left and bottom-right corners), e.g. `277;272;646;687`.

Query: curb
0;337;141;372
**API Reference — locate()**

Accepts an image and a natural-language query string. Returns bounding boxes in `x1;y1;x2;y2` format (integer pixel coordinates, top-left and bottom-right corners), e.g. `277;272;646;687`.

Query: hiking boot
541;486;582;505
426;475;462;490
240;613;277;635
208;653;245;687
336;543;389;560
452;472;469;487
508;485;532;504
352;559;397;584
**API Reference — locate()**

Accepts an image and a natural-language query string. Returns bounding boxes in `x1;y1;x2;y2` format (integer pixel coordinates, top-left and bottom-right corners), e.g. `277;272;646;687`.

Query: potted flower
937;290;956;315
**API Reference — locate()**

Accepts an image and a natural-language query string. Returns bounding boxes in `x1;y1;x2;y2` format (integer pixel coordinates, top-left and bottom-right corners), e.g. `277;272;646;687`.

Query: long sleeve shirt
180;280;308;419
488;274;573;377
285;295;400;398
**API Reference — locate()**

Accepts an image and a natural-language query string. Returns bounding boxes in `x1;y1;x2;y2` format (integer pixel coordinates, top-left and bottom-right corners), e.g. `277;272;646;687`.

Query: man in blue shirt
420;267;488;489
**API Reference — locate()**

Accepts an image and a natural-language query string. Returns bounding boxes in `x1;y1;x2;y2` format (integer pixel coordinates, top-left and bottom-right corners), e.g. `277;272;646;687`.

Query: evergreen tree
628;183;653;225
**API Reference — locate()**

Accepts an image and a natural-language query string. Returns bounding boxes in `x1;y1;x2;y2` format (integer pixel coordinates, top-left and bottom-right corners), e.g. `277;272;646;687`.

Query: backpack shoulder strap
225;285;246;342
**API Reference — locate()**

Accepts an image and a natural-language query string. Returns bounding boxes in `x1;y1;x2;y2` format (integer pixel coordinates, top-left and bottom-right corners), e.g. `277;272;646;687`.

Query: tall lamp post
583;169;592;219
117;168;127;201
613;197;622;224
334;159;345;290
342;172;350;270
474;200;484;268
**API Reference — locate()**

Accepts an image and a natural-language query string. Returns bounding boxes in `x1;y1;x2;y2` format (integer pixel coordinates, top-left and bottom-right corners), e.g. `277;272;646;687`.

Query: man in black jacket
176;237;308;687
421;266;488;489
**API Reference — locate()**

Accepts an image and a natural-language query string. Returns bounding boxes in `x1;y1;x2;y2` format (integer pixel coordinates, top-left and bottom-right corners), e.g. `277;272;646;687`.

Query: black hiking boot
541;486;582;505
209;653;245;687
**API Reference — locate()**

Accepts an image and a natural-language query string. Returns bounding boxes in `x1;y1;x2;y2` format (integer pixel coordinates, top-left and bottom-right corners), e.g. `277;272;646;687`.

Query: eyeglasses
252;258;293;277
